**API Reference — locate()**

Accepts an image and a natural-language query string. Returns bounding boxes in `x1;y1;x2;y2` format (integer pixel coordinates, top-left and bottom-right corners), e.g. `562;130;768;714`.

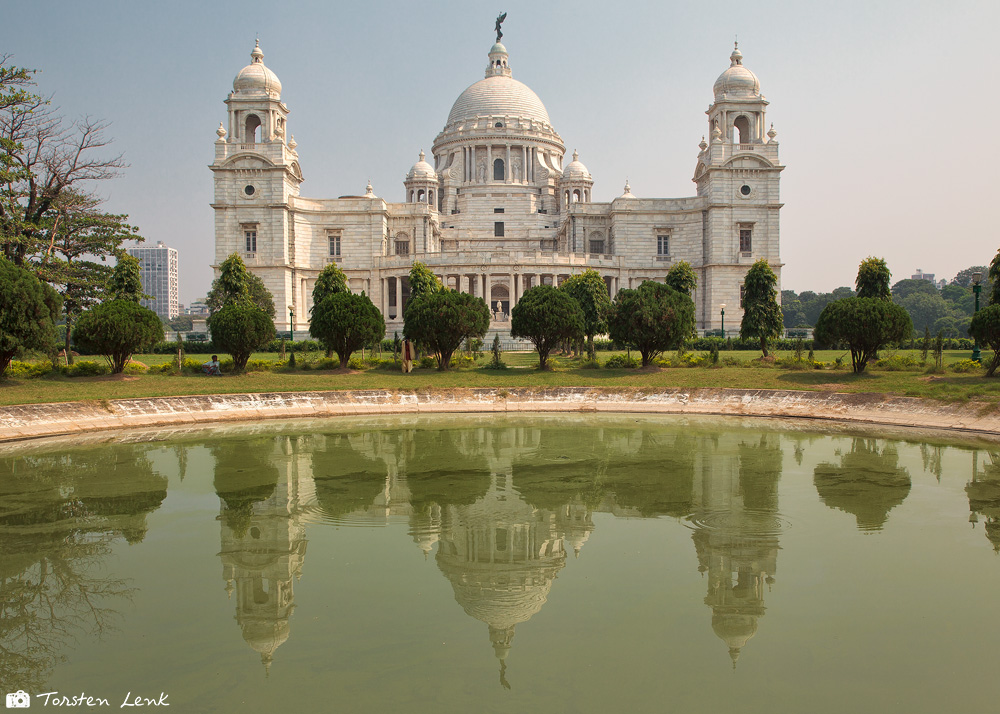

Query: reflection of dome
713;44;760;100
233;40;282;96
712;613;758;665
406;151;437;180
241;619;290;671
814;464;911;531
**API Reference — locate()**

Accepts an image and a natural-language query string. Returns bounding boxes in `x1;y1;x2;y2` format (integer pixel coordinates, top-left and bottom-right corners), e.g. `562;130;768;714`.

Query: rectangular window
495;221;504;237
589;240;605;254
244;229;257;253
657;234;669;256
394;241;409;256
740;285;746;308
493;207;505;213
328;233;341;257
739;227;753;253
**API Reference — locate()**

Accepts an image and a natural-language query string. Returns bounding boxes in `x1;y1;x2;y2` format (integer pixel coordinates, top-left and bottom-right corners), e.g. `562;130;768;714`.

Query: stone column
522;146;528;184
508;273;515;313
487;146;493;182
482;273;488;302
513;273;520;308
393;276;401;318
505;144;511;184
381;277;388;317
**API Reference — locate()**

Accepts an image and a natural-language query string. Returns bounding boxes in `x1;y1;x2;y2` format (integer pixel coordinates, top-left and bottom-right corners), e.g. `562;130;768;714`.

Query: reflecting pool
1;414;999;713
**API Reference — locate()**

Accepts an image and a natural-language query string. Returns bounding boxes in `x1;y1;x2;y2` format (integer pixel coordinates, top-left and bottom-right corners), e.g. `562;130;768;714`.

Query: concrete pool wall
1;388;999;443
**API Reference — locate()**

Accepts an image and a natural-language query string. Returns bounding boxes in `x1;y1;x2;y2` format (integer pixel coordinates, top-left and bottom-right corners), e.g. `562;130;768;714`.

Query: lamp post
288;306;295;340
972;272;982;363
720;303;727;337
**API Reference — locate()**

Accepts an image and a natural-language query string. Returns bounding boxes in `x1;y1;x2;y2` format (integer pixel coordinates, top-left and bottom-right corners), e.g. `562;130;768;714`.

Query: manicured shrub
604;354;640;369
73;300;164;373
209;303;276;372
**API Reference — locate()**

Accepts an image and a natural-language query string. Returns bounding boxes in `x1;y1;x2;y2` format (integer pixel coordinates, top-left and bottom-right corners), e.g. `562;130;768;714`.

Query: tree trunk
760;336;769;358
65;315;74;365
587;334;595;361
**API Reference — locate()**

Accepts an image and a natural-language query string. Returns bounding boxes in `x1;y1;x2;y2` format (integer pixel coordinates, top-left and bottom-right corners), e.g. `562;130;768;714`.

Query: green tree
898;292;950;333
0;257;61;377
208;302;276;372
560;269;612;360
665;260;698;297
72;300;163;374
891;278;937;301
969;305;1000;376
31;193;142;363
740;259;784;357
510;285;585;369
407;262;443;304
309;291;385;368
855;256;892;300
989;252;1000;306
311;262;349;307
206;253;275;317
108;254;145;302
606;281;695;367
814;297;912;373
402;290;490;370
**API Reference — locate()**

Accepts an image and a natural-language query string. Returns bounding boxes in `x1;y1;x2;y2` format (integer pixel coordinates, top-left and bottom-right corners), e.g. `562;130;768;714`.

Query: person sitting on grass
202;355;221;376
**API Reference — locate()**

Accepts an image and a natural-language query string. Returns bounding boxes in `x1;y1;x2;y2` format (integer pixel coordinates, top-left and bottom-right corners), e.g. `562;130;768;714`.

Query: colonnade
378;270;623;322
462;144;539;184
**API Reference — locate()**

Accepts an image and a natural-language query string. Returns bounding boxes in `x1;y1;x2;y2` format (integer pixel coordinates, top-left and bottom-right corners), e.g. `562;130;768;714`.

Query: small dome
490;41;508;55
406;150;437;180
619;179;636;200
713;43;760;100
562;150;592;181
233;40;282;97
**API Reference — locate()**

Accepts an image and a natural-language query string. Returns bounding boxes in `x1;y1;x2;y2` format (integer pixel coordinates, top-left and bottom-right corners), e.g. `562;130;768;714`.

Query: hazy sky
3;0;996;303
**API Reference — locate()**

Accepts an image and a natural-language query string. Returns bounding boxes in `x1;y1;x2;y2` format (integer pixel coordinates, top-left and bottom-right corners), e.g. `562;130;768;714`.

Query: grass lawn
0;348;996;407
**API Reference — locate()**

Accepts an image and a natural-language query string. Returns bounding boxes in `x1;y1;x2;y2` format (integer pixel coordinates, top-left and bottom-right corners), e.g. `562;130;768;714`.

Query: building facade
211;33;783;334
128;240;179;320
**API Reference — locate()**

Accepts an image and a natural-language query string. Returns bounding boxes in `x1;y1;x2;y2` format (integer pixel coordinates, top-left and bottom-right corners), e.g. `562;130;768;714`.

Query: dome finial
251;38;264;63
730;41;743;66
419;149;425;162
572;149;579;161
365;179;374;197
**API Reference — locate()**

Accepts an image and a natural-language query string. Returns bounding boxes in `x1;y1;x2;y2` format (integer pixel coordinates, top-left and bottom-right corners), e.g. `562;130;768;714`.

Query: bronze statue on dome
495;12;506;42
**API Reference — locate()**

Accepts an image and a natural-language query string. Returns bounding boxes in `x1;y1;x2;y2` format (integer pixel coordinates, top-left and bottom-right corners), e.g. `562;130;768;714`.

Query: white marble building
211;33;783;334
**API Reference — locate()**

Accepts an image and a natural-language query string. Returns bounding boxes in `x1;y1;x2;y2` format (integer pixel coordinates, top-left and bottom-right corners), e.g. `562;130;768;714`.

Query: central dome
446;75;551;127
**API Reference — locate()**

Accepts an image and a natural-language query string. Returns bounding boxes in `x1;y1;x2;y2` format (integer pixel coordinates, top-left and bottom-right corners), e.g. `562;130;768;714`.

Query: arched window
417;189;425;202
244;114;261;144
734;115;750;144
408;190;414;202
493;158;505;181
564;191;570;208
428;190;434;205
572;189;581;203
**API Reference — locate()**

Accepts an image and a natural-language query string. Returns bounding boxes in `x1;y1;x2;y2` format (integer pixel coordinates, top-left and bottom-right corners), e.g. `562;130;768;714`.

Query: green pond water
1;414;999;713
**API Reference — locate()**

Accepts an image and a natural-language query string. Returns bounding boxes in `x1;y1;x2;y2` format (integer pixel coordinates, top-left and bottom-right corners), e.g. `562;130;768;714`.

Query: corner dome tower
233;40;282;98
713;43;759;100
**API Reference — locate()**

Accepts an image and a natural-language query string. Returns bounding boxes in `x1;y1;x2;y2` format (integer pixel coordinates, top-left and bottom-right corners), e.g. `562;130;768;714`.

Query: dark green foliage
855;257;892;300
891;278;938;301
311;262;349;308
665;260;698;297
403;290;489;370
814;297;913;373
0;258;62;376
407;262;443;304
607;280;695;367
309;291;385;368
72;299;164;373
206;253;275;317
560;269;612;360
108;254;145;302
208;302;276;372
969;305;1000;376
897;292;951;333
740;259;784;357
511;285;585;369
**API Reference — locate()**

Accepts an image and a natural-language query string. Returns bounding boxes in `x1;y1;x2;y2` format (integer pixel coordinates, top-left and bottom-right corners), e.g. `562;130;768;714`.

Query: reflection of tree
0;444;165;690
211;438;280;538
814;438;911;531
739;434;783;511
967;452;1000;551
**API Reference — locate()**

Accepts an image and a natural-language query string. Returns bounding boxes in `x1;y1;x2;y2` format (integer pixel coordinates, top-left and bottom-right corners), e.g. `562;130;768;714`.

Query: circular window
740;184;752;196
244;184;256;196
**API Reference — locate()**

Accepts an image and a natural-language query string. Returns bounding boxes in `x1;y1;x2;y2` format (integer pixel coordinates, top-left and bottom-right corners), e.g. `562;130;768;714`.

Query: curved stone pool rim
2;387;999;443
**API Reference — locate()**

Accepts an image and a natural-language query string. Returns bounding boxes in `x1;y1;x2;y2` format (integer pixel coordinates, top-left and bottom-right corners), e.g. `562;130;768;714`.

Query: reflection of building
967;452;1000;552
217;437;316;673
212;23;784;335
690;435;782;666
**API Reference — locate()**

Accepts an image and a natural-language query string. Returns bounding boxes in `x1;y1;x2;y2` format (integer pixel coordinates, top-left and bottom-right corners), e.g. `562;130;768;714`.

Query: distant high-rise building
128;241;179;319
911;269;936;282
